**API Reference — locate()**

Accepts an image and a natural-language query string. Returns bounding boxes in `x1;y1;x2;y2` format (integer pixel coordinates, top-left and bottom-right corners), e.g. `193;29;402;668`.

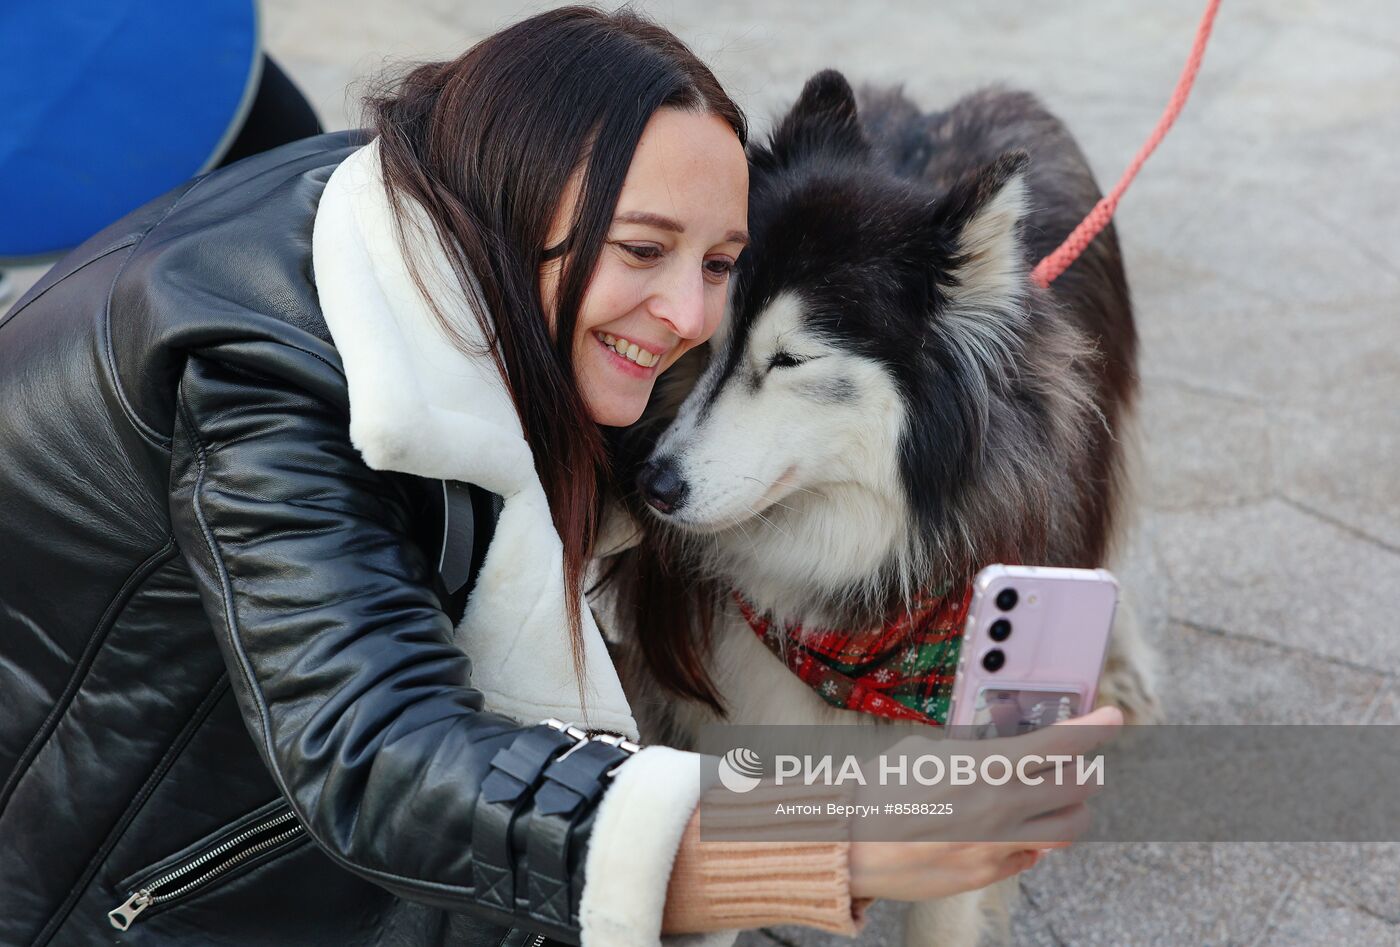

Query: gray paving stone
1124;238;1266;340
1364;680;1400;725
1126;24;1400;310
1252;0;1400;46
1016;843;1296;946
1155;620;1389;725
1136;382;1275;514
1136;297;1399;413
654;0;1210;114
1182;118;1400;285
1256;842;1400;932
1133;171;1400;312
1274;395;1400;555
1153;498;1400;673
1255;875;1400;945
1286;134;1400;278
1191;22;1400;141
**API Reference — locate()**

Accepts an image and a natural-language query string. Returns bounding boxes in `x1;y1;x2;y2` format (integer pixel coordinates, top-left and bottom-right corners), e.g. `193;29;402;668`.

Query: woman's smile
593;330;667;376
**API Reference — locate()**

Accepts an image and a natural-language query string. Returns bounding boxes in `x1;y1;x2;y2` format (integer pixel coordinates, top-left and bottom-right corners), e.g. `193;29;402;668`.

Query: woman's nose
652;264;707;340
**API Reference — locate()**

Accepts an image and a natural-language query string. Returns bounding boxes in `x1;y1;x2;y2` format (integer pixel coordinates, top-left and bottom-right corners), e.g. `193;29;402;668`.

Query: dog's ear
754;70;869;171
930;151;1031;306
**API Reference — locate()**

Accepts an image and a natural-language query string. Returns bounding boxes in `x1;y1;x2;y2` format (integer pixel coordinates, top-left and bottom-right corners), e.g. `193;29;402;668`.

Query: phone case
946;564;1118;737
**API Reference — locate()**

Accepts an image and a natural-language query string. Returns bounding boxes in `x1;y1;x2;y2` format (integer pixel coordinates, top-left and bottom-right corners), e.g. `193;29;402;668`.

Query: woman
0;7;1117;946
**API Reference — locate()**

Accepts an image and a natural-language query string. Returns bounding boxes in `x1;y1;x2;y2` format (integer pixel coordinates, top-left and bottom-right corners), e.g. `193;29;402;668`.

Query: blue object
0;1;260;263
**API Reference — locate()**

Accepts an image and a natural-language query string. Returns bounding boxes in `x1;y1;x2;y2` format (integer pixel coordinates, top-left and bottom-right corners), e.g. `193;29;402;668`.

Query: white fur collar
311;138;638;739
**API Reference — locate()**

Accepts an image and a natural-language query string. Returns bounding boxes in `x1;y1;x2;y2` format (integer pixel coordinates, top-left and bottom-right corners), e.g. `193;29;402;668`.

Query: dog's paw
1094;586;1163;725
904;887;1003;947
1095;661;1163;725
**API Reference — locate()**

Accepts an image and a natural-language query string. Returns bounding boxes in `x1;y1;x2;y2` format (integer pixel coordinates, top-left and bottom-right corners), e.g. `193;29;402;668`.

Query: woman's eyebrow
613;211;749;246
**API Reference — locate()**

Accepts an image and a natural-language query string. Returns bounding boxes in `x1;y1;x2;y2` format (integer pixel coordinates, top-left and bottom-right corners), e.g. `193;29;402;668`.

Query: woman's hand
848;705;1122;902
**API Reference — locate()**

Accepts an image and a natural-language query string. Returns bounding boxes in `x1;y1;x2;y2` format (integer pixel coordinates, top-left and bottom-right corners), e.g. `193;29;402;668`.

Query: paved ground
10;1;1397;943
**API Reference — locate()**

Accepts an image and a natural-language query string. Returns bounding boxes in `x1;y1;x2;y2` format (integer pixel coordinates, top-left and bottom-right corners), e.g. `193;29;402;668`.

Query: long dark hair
364;6;746;709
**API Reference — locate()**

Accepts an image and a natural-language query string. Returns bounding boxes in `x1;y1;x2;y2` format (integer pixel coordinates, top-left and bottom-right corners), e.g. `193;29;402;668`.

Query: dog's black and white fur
602;71;1160;946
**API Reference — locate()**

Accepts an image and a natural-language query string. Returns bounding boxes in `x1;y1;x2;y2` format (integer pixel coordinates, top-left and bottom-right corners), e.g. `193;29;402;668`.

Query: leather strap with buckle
524;724;640;926
470;725;577;911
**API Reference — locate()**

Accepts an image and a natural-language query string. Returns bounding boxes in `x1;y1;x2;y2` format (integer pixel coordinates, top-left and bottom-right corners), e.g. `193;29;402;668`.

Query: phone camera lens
995;588;1018;611
982;649;1006;672
989;619;1011;642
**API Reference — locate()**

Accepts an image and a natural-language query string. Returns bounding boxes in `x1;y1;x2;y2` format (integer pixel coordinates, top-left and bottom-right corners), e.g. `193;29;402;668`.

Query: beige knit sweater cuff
659;783;875;936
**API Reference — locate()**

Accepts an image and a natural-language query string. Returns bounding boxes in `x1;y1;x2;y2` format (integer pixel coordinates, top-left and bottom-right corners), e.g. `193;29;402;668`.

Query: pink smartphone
946;564;1118;737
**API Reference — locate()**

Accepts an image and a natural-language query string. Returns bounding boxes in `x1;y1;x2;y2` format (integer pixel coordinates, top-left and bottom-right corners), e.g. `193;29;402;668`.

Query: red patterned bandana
734;581;974;726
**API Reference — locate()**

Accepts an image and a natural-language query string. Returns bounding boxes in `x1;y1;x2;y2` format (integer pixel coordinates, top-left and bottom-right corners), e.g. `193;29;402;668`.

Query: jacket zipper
107;810;305;930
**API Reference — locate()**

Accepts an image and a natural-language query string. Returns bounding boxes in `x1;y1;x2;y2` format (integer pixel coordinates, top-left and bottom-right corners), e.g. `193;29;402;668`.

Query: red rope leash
1031;0;1222;288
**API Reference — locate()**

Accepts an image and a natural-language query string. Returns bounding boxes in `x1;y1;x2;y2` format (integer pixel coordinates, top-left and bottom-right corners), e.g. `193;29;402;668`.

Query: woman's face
541;107;749;427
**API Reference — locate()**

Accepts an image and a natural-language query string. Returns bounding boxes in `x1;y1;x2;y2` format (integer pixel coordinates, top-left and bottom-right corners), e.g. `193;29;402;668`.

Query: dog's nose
638;457;689;514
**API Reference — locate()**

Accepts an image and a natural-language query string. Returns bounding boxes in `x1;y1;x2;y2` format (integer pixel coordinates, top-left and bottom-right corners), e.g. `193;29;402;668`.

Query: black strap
438;480;477;596
470;727;576;911
525;740;630;926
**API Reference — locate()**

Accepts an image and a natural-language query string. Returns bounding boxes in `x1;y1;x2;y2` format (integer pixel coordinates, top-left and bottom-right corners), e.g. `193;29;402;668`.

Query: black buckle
522;722;642;926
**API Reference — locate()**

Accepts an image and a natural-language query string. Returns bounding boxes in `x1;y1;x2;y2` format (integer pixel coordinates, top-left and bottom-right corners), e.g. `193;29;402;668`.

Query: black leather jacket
0;133;630;947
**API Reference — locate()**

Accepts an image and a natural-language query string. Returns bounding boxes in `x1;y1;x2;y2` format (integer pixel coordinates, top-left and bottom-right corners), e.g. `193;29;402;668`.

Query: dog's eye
768;351;804;370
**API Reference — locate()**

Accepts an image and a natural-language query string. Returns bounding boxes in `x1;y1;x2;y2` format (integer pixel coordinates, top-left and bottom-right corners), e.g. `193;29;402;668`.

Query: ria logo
717;747;763;793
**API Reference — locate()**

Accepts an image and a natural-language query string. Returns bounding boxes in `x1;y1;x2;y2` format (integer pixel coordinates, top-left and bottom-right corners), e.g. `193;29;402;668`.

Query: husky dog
604;70;1159;946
